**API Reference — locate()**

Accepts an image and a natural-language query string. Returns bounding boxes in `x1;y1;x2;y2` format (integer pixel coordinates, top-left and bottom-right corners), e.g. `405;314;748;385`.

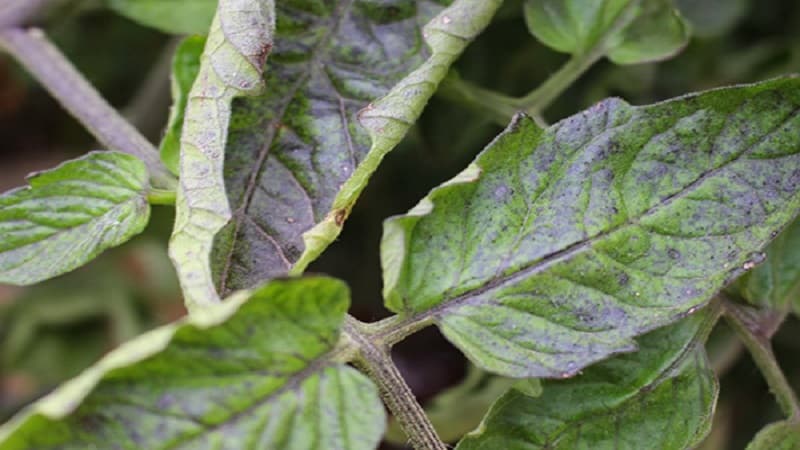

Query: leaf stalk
0;27;177;190
724;300;800;420
345;317;447;450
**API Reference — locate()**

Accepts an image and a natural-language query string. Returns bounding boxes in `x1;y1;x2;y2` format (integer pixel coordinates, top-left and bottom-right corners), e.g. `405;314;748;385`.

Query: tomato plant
1;1;799;449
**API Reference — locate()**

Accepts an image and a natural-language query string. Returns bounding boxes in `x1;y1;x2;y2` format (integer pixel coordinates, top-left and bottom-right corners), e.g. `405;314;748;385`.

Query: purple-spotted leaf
457;310;718;449
382;77;800;378
0;277;385;450
208;0;504;295
730;218;800;314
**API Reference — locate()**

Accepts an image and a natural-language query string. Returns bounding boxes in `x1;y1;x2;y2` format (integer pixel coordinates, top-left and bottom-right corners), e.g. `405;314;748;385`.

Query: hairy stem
516;50;604;116
437;71;520;126
345;317;447;450
724;301;800;420
365;314;436;348
147;188;177;206
0;27;176;189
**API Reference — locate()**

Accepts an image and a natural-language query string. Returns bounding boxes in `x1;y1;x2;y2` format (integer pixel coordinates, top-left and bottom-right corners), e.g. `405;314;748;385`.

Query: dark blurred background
1;0;800;448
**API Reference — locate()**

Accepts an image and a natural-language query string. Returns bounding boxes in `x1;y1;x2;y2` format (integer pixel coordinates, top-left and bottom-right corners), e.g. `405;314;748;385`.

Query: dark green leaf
0;152;150;285
524;0;690;65
106;0;217;35
746;420;800;450
0;277;385;450
382;77;800;378
160;36;206;176
210;0;504;294
456;310;718;450
731;218;800;313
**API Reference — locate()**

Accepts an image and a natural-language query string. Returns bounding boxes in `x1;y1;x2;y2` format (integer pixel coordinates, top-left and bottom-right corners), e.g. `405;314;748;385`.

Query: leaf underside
382;77;800;378
456;310;718;450
210;0;503;294
168;0;274;310
0;151;150;285
0;277;385;450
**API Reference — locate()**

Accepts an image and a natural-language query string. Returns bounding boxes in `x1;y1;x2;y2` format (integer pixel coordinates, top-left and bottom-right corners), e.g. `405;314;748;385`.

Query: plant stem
515;0;641;116
364;313;436;348
438;71;520;126
516;50;604;116
344;317;447;450
0;27;177;189
147;188;177;206
724;301;800;420
0;0;51;28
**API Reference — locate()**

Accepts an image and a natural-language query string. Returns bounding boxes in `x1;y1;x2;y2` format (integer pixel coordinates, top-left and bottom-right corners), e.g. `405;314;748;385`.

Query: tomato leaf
106;0;217;35
456;310;718;450
0;152;150;285
168;0;274;311
0;277;385;450
524;0;690;65
209;0;504;294
746;420;800;450
382;77;800;378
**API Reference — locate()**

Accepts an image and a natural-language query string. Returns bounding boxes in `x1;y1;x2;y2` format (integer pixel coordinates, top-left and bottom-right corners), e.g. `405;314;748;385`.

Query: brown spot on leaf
334;208;348;226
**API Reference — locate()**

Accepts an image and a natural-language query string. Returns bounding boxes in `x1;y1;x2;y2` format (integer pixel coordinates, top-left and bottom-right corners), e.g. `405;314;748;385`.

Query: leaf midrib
395;103;800;331
160;353;337;449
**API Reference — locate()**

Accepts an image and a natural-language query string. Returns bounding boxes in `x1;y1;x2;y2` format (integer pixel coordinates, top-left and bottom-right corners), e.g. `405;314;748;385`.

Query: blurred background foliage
1;0;800;448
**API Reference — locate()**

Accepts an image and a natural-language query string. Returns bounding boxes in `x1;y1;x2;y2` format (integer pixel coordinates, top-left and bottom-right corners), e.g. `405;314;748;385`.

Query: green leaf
746;420;800;450
209;0;504;294
524;0;690;65
0;152;150;285
106;0;217;35
0;277;385;450
168;0;274;312
382;77;800;378
456;310;718;450
160;36;206;176
1;269;135;369
730;218;800;313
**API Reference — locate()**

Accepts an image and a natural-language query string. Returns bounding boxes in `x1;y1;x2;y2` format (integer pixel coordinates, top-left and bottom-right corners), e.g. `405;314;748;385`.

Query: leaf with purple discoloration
0;277;385;450
382;77;800;378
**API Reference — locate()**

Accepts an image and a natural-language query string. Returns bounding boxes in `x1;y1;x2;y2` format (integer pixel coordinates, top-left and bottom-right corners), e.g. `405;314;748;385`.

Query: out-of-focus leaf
457;311;718;449
106;0;217;35
524;0;690;64
0;152;150;286
0;277;385;450
382;77;800;378
160;36;205;176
